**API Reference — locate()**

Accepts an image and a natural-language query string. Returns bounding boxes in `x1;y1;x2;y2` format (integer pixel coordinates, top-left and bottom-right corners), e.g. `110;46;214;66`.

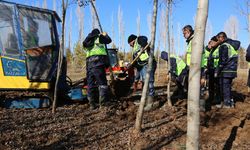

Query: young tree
135;0;158;132
52;0;70;113
136;10;141;36
224;15;239;39
166;0;173;106
186;0;208;149
42;0;47;9
76;4;84;42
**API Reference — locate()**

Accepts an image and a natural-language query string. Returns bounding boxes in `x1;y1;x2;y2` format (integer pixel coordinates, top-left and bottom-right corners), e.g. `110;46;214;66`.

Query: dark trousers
220;77;233;106
87;65;109;105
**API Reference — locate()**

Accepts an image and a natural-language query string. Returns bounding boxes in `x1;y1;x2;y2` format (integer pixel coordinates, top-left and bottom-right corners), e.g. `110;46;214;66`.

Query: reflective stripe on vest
133;38;149;61
212;47;219;68
86;37;107;58
171;54;187;76
221;43;238;58
186;40;192;66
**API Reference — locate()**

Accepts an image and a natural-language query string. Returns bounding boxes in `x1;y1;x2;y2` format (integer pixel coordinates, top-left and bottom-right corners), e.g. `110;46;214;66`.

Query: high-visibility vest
212;47;219;68
220;42;238;73
201;48;210;68
132;38;149;62
85;37;107;58
221;43;238;58
171;54;187;76
186;40;192;66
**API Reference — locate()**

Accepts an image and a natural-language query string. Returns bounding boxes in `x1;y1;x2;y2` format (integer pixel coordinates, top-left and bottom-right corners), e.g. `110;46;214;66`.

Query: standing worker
127;34;157;111
83;28;112;110
216;32;240;108
206;36;220;110
182;25;194;66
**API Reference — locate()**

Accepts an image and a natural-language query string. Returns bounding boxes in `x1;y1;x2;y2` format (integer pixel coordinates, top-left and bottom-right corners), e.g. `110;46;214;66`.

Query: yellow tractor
0;1;68;108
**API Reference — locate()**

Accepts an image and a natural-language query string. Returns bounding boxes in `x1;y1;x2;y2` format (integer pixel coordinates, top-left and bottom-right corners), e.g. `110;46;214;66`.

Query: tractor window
0;3;20;57
18;8;54;50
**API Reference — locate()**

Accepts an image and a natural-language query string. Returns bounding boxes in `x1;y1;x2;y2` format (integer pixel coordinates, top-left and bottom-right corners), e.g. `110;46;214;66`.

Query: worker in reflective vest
128;34;157;111
161;51;189;100
206;36;220;111
216;32;240;108
83;28;112;110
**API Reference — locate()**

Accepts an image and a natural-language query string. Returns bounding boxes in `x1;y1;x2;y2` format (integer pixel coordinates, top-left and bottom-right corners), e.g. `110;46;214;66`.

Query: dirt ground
1;76;250;149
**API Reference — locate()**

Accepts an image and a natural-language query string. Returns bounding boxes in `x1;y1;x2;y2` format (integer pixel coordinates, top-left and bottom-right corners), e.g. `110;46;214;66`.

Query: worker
83;28;112;110
205;36;220;110
161;51;189;100
127;34;157;111
182;25;194;66
216;32;240;108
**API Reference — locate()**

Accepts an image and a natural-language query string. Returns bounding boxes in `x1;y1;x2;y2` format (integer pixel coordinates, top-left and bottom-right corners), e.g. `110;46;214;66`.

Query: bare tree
204;19;212;44
147;12;152;37
136;10;141;36
135;0;158;132
53;0;57;11
76;4;84;42
111;13;115;48
224;15;239;39
186;0;208;149
68;8;73;51
42;0;47;9
52;0;70;113
117;5;123;50
166;0;173;106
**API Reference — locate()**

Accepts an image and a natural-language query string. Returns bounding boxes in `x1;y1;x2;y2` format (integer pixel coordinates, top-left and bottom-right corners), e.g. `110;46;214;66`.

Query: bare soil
1;77;250;150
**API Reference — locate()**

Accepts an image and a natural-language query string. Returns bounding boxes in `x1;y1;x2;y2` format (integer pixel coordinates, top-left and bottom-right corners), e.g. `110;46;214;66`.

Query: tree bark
52;0;68;113
166;1;172;107
135;0;158;132
186;0;208;149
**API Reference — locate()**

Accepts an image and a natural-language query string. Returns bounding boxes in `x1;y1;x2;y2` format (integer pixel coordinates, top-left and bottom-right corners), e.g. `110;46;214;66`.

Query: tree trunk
186;0;208;149
166;1;172;107
135;0;158;132
52;0;68;113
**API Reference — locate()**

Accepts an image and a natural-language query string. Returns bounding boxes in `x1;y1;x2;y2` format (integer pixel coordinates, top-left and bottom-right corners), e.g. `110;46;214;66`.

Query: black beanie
91;28;100;35
128;34;137;43
210;36;218;42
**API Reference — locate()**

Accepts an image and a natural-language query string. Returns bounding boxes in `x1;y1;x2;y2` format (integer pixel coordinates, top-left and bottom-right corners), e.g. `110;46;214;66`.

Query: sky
5;0;250;55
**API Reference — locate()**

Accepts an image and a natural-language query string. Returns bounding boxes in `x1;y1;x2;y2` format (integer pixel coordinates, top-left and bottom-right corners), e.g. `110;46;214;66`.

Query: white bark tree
76;5;84;42
224;15;239;39
186;0;208;149
117;5;123;50
135;0;158;132
42;0;47;9
147;12;152;37
136;10;141;36
166;0;173;106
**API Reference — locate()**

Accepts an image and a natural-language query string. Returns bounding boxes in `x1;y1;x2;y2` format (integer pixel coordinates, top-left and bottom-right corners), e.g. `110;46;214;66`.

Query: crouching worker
83;28;112;110
161;51;189;100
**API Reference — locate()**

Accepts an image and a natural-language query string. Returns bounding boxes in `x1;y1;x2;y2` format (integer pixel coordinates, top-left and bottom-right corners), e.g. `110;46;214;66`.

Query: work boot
88;97;98;110
133;81;138;93
144;96;159;111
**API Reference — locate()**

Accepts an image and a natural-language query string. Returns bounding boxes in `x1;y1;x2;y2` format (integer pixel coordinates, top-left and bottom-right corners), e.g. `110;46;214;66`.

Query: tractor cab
0;1;62;108
0;1;61;89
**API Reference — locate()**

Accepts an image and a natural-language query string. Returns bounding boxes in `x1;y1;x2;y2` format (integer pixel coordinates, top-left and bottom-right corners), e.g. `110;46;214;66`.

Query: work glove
102;32;107;36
